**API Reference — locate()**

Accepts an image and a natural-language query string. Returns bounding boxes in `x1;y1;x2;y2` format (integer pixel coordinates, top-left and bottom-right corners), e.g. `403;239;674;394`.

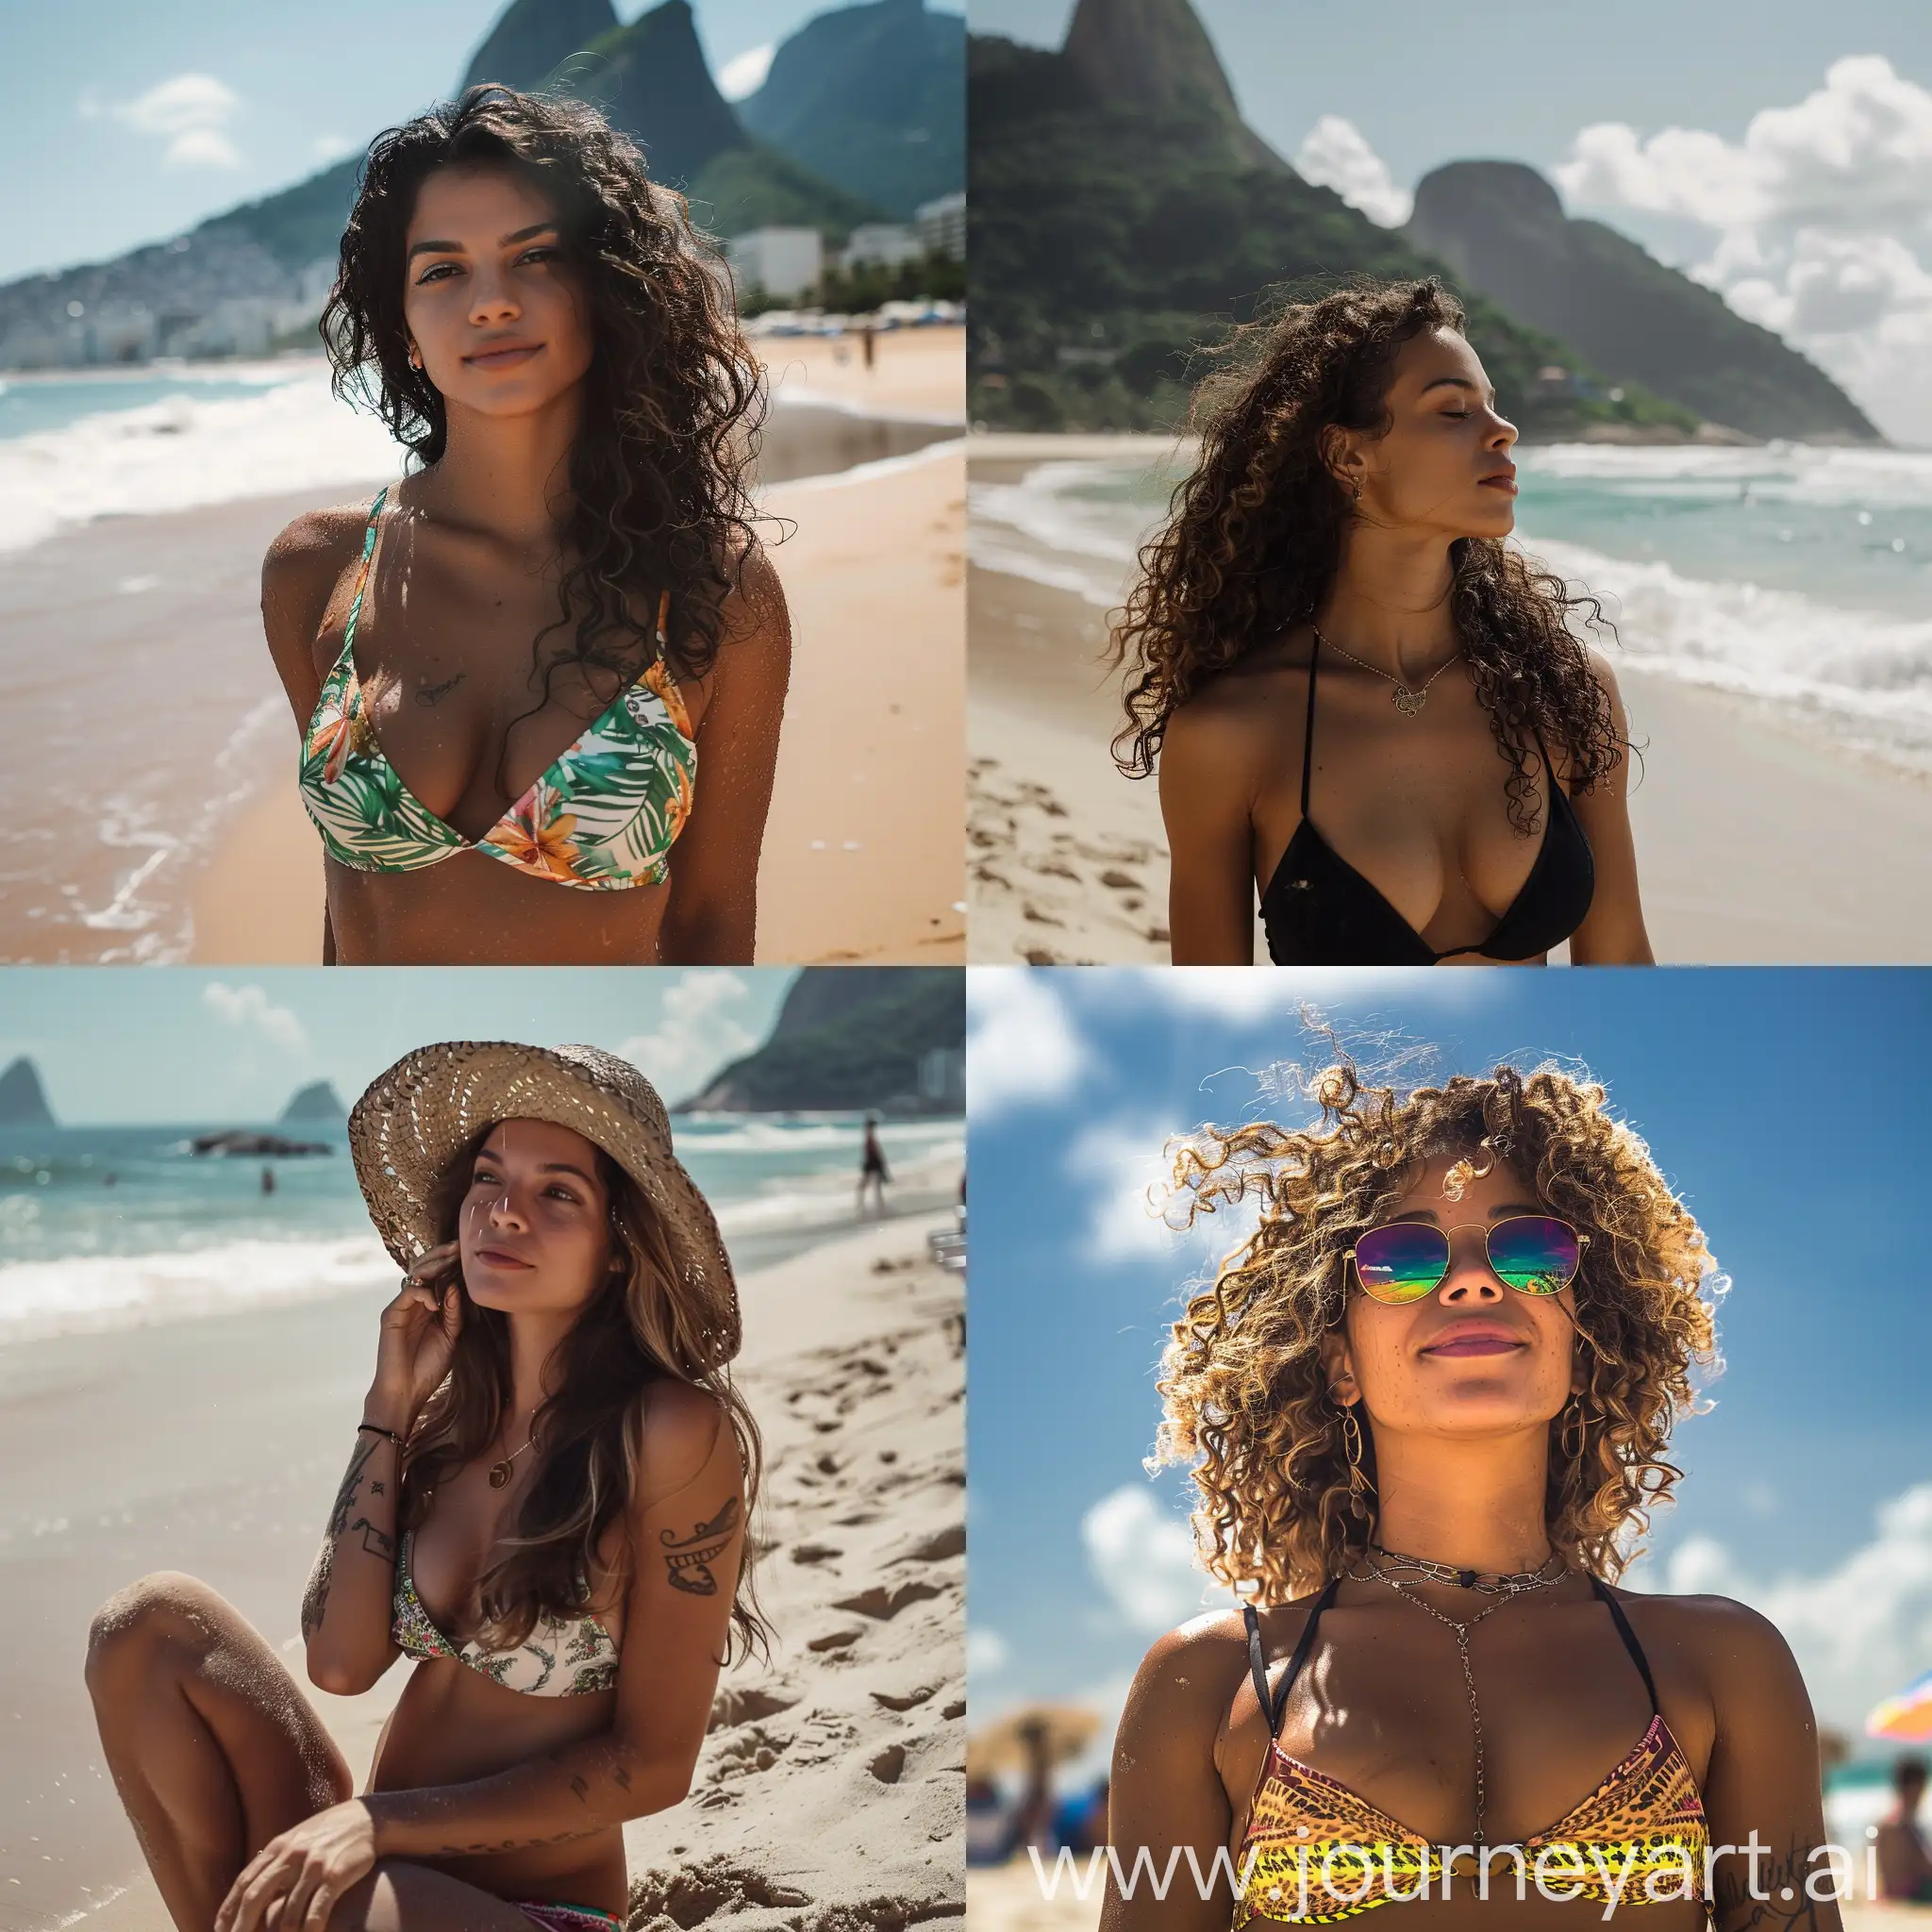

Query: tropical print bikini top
1234;1575;1709;1924
391;1526;620;1697
299;488;696;891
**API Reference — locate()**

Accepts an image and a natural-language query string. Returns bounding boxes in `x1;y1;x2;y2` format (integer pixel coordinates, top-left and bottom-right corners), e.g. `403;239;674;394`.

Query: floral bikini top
390;1526;621;1697
299;488;696;891
1234;1575;1709;1924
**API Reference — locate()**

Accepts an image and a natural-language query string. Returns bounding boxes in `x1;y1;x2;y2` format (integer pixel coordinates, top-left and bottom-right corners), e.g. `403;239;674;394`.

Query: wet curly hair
1151;1058;1722;1604
322;85;764;704
1111;278;1624;834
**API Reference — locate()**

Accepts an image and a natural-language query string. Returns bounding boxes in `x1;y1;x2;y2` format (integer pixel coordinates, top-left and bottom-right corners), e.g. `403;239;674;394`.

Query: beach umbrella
967;1703;1102;1778
1866;1667;1932;1740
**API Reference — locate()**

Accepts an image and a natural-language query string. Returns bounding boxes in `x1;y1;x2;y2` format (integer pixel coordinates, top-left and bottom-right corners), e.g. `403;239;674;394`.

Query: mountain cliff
0;1058;55;1126
461;0;618;93
1406;162;1880;444
278;1080;347;1124
739;0;964;219
677;970;963;1114
968;5;1692;439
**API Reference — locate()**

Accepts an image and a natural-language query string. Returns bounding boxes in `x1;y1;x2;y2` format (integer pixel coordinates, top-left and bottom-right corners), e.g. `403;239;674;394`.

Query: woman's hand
370;1242;463;1422
214;1798;377;1932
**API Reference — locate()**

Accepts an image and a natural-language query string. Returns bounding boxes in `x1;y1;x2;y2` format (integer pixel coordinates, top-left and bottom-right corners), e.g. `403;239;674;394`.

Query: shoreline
968;558;1932;964
2;1208;965;1932
0;330;966;967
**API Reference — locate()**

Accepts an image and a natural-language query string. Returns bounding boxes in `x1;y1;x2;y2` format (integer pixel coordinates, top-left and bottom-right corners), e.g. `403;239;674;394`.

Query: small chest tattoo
415;672;467;708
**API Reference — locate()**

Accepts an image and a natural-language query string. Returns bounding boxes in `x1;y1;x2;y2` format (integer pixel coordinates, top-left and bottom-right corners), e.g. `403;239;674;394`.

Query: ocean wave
684;1117;965;1154
1520;441;1932;508
0;1235;393;1344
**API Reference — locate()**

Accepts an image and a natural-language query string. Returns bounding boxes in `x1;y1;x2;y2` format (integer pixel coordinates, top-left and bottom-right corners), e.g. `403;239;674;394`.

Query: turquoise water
0;370;299;442
0;1114;962;1341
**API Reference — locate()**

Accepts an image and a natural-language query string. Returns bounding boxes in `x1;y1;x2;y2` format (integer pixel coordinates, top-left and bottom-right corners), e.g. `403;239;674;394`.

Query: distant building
915;192;966;262
728;227;823;302
918;1046;965;1110
841;223;923;272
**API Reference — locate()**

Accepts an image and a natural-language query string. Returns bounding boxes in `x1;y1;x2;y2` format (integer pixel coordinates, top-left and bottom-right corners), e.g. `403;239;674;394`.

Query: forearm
364;1730;685;1857
658;889;754;966
300;1403;407;1671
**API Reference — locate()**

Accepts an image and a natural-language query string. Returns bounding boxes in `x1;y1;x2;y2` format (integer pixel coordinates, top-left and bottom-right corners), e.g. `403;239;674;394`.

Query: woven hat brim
347;1041;739;1365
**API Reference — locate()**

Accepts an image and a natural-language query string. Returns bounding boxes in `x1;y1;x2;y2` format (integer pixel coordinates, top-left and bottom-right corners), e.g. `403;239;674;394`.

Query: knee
84;1571;220;1695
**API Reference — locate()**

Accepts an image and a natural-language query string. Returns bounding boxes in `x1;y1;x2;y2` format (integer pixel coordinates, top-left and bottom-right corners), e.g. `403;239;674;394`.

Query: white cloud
1066;1116;1179;1260
966;970;1085;1118
1661;1480;1932;1736
309;132;353;163
617;972;757;1104
1082;1484;1238;1632
102;73;242;170
1554;56;1932;442
967;1626;1009;1675
718;42;774;103
201;982;307;1055
1295;115;1413;227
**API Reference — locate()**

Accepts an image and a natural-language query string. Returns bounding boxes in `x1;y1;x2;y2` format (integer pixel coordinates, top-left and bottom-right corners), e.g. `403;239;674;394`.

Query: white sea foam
1519;440;1932;508
0;1235;393;1345
0;370;401;555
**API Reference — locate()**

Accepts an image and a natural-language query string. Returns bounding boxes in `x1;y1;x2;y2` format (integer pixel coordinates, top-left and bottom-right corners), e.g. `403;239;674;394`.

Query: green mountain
461;0;618;93
968;0;1693;438
548;1;880;239
739;0;964;220
677;970;963;1114
194;158;360;275
279;1080;347;1124
1406;162;1880;444
0;1057;55;1126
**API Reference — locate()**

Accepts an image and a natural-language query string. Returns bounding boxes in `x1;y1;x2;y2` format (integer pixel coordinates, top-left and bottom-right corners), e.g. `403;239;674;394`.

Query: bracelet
358;1422;407;1447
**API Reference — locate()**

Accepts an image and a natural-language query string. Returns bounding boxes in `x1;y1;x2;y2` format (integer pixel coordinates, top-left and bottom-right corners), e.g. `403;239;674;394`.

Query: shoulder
715;540;790;654
1123;1607;1257;1733
1605;1585;1807;1713
261;501;374;607
627;1378;738;1512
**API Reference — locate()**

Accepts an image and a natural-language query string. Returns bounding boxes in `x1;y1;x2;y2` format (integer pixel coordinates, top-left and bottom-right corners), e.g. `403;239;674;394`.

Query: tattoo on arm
301;1434;395;1637
660;1496;741;1595
1713;1840;1831;1930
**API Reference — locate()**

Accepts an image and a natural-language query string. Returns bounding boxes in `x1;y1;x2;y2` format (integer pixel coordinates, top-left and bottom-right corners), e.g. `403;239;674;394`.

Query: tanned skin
1103;1153;1836;1932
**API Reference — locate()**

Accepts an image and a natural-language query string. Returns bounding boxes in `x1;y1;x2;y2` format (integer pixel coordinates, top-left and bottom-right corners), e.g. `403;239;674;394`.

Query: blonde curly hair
1152;1059;1723;1604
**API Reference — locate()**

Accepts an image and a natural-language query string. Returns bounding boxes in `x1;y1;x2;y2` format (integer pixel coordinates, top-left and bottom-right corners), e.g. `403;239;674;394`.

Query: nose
1488;408;1519;451
1437;1227;1504;1304
467;271;520;329
486;1184;529;1232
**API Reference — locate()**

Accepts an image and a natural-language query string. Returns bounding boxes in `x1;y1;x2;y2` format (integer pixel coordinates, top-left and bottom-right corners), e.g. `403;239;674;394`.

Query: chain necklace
488;1430;536;1490
1349;1546;1569;1844
1315;626;1462;717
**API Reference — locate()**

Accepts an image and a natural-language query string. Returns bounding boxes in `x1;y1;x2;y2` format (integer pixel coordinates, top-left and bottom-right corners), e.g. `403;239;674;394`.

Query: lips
463;341;542;370
473;1245;534;1270
1478;469;1519;493
1421;1326;1525;1357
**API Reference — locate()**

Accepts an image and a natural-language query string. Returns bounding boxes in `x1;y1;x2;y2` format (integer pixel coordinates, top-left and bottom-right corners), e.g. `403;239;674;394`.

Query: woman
85;1041;766;1932
1106;1063;1838;1928
1112;280;1652;966
265;88;791;966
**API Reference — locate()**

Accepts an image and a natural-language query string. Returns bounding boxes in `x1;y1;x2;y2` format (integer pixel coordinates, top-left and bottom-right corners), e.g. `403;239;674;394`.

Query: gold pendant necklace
1315;626;1461;716
488;1434;534;1489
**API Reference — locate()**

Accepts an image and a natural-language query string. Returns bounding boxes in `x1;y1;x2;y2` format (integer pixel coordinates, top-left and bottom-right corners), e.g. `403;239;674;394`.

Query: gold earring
408;345;422;370
1351;476;1363;502
1559;1392;1587;1462
1332;1389;1373;1522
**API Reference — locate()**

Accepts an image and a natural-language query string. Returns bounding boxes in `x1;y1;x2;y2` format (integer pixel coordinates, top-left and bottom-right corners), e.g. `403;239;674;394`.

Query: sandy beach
968;439;1932;966
0;1205;964;1932
0;328;965;966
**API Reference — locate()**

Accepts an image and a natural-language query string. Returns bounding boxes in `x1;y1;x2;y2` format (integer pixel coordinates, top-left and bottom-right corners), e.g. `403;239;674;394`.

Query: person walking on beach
85;1041;766;1932
1113;279;1652;967
858;1113;891;1218
1104;1059;1837;1929
1877;1756;1932;1901
267;88;791;967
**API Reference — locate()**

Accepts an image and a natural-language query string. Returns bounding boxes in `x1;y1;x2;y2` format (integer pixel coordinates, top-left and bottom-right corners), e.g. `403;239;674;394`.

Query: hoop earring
1558;1392;1587;1462
1333;1392;1373;1523
408;345;423;371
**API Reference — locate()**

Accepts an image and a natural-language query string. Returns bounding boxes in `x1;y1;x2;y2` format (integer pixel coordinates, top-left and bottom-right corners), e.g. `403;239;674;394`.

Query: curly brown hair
399;1130;771;1666
322;84;765;707
1111;278;1623;834
1152;1059;1721;1605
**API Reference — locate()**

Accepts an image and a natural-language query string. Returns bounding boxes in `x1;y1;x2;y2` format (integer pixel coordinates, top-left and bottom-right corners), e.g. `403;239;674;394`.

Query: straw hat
348;1041;738;1365
965;1704;1103;1779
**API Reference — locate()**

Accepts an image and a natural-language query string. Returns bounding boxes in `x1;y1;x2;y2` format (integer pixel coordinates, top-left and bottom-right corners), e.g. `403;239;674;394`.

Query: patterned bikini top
299;488;696;891
1234;1575;1709;1924
391;1526;621;1697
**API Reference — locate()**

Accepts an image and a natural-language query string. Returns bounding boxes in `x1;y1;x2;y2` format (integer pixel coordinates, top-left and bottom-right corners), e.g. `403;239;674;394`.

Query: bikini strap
654;587;671;650
1590;1574;1660;1715
1243;1574;1342;1739
1300;629;1321;817
341;487;389;653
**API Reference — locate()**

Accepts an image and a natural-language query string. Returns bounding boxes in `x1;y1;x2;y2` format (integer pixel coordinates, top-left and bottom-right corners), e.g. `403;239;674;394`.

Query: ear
1319;1327;1358;1402
1318;423;1363;500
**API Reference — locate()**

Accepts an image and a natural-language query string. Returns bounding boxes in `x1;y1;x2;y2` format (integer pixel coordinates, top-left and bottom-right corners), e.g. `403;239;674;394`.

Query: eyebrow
1420;375;1494;403
474;1144;596;1186
407;222;558;261
1388;1203;1543;1225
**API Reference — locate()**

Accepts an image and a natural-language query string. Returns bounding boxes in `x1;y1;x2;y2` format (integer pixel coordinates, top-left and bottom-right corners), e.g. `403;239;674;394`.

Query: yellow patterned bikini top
1235;1575;1709;1924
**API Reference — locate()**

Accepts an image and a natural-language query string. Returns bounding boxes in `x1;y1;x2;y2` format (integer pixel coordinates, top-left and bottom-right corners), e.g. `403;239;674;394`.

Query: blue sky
969;0;1932;442
966;967;1932;1757
0;0;964;284
0;967;794;1123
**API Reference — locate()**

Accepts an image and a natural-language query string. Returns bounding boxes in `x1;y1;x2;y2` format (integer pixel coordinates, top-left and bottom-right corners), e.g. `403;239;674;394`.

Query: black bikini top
1258;634;1595;965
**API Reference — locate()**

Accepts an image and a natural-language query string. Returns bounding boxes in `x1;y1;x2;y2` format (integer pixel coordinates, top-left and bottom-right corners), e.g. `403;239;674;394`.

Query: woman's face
1323;1148;1580;1437
401;163;595;420
458;1119;620;1318
1328;326;1520;541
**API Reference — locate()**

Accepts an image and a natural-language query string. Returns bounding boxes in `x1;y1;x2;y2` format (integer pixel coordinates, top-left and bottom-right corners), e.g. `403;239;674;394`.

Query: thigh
90;1570;353;1852
326;1859;543;1932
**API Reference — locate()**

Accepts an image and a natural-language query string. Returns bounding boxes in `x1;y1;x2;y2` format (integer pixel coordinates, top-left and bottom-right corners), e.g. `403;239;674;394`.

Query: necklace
488;1430;536;1490
1315;626;1461;716
1350;1547;1569;1843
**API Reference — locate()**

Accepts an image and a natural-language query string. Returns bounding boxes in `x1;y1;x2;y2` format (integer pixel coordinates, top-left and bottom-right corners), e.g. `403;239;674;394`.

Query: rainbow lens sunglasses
1347;1215;1588;1305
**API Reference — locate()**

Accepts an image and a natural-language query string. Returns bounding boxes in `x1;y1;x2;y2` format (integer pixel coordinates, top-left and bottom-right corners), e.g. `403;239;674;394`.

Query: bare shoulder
628;1378;736;1512
716;539;791;658
1122;1607;1257;1740
260;500;377;689
1604;1586;1806;1706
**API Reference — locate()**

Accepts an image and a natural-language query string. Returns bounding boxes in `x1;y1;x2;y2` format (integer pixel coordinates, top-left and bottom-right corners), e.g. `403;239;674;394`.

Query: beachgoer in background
1877;1756;1932;1901
260;1165;276;1195
858;1114;890;1218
